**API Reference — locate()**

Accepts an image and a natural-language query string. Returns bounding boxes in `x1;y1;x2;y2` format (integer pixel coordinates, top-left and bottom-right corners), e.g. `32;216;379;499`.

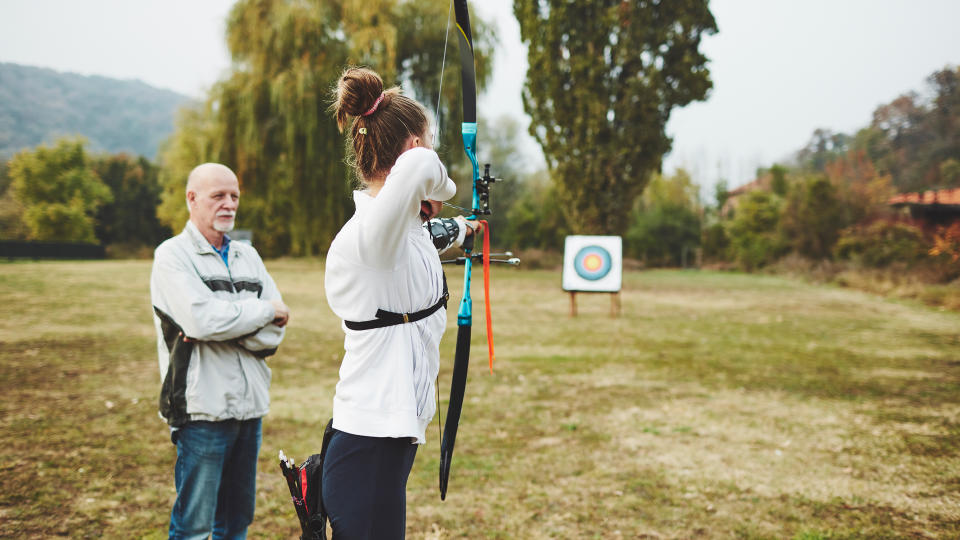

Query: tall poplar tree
514;0;716;234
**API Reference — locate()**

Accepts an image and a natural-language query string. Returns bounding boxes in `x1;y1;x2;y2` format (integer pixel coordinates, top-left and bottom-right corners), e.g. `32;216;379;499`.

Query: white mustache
216;212;236;218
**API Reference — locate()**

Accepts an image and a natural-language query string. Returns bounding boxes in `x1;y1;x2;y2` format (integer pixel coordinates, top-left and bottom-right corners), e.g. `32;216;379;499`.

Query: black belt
344;275;448;331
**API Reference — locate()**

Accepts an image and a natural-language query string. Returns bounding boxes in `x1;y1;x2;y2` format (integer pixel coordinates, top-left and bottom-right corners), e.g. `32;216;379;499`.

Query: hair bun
333;67;385;131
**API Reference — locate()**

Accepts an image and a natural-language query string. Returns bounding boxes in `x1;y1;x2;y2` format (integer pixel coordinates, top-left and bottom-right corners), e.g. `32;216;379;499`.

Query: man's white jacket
151;220;285;426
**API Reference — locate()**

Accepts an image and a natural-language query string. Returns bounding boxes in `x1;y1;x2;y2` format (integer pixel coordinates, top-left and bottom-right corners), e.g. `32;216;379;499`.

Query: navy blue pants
321;430;419;540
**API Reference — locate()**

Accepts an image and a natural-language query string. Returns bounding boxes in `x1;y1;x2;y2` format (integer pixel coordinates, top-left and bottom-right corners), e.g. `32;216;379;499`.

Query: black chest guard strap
344;274;449;331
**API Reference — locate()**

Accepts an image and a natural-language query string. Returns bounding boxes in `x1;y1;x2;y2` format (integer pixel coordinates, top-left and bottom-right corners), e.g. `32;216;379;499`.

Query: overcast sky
2;0;958;195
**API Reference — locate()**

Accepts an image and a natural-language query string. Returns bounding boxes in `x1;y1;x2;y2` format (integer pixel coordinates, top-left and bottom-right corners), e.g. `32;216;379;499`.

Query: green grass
1;260;959;538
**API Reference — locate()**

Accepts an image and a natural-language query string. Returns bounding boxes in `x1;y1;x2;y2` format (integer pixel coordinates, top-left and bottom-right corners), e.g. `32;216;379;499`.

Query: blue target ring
573;245;612;281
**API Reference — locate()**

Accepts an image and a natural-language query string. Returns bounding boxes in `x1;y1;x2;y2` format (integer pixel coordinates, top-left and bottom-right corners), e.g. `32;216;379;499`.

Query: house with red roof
889;187;960;230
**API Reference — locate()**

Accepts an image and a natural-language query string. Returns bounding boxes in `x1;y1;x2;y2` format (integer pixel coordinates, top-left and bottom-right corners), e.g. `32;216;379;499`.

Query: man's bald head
186;163;240;244
186;163;237;200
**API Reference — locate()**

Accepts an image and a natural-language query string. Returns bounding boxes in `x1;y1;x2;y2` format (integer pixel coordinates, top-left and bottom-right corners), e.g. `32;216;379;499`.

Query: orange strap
299;467;308;501
479;220;495;373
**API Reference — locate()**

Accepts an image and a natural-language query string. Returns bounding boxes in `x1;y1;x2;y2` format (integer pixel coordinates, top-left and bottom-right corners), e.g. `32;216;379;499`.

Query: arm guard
425;217;468;255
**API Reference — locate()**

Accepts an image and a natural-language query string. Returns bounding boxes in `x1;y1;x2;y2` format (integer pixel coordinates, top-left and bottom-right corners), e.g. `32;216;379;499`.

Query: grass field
1;259;958;539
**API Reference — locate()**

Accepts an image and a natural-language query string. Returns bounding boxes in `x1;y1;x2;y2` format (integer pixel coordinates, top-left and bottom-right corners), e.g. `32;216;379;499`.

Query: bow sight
475;164;497;215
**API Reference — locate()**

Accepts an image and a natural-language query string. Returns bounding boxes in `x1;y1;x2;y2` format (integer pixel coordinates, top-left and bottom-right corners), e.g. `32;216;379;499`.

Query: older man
151;163;289;539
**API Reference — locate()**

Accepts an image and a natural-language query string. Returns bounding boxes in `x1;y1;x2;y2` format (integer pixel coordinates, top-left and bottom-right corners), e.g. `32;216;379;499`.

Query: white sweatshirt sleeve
356;147;456;269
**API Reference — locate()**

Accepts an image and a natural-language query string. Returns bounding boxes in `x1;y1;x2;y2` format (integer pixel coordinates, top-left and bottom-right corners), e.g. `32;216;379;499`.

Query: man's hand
269;299;290;327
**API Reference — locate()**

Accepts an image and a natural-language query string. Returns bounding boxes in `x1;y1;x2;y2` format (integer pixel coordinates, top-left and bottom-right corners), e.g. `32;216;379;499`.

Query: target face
574;246;612;281
562;236;622;292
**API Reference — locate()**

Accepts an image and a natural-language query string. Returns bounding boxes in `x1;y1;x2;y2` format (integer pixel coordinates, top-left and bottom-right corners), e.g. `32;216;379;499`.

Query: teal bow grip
458;121;479;326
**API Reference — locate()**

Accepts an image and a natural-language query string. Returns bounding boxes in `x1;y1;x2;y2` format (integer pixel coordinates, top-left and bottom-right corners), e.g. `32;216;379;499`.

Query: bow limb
439;0;478;501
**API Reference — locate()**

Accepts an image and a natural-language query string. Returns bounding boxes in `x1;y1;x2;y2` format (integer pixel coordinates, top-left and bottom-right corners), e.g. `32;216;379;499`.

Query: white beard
214;219;235;233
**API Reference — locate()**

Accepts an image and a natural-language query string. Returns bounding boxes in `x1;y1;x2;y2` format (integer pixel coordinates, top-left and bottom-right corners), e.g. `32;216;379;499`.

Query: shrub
781;175;846;259
929;222;960;263
834;220;927;267
701;222;729;262
725;191;787;270
503;175;569;251
625;202;700;267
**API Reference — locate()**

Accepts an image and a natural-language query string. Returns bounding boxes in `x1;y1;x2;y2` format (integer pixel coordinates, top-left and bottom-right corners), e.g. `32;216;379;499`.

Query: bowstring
433;0;454;148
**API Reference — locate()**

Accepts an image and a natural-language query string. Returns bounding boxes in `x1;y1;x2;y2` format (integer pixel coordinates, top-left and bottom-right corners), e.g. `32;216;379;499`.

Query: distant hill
0;62;192;161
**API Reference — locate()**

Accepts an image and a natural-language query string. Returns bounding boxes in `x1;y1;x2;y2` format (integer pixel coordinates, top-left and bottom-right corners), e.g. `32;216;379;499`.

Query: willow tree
157;104;218;238
158;0;491;256
218;0;356;256
515;0;716;234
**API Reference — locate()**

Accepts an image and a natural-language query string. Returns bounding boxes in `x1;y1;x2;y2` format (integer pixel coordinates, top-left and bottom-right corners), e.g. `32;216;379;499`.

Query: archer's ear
403;134;419;152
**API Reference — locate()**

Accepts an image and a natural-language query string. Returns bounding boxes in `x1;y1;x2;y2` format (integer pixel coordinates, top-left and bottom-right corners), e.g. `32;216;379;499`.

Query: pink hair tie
362;94;384;116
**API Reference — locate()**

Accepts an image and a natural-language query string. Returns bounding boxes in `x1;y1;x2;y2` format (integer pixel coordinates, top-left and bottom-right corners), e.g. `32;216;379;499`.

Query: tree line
703;66;960;277
486;66;959;275
2;0;717;260
7;0;954;275
0;138;171;255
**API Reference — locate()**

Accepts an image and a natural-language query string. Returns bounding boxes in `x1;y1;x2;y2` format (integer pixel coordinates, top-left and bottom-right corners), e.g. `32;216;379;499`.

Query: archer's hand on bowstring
420;199;480;250
420;200;478;230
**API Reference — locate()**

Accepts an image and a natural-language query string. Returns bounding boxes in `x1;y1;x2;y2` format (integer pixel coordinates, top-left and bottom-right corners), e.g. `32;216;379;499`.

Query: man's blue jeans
168;418;262;540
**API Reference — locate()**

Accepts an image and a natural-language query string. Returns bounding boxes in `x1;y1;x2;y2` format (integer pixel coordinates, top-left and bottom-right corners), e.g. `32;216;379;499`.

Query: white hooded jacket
324;147;458;444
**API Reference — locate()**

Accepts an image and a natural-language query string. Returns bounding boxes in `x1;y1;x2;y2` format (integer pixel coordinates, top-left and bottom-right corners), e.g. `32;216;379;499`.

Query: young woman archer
321;66;475;539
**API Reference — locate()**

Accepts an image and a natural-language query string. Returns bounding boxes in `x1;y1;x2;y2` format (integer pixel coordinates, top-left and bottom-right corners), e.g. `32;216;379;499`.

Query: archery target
562;236;622;292
574;246;612;280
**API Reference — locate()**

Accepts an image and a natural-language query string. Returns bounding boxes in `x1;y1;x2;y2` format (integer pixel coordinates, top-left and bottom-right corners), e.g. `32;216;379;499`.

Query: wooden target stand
568;290;621;318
